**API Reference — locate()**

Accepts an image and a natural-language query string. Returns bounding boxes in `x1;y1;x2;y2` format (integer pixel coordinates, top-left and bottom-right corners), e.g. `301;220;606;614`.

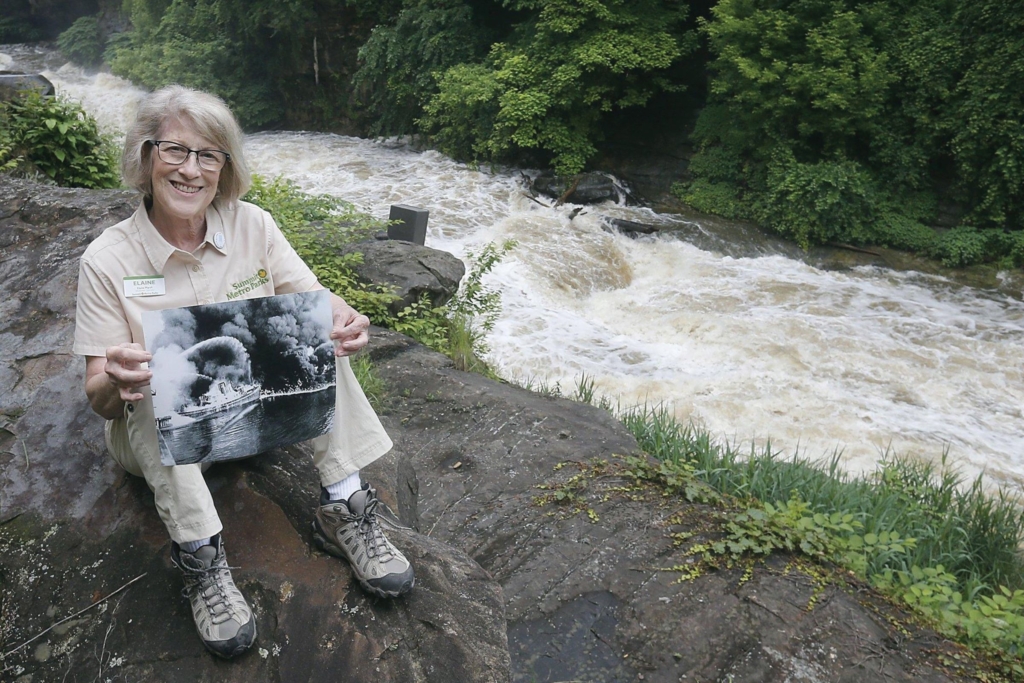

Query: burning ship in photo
156;377;262;432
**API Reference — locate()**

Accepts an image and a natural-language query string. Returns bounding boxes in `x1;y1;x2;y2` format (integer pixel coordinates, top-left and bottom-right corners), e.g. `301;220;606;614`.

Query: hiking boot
313;484;415;598
171;535;256;658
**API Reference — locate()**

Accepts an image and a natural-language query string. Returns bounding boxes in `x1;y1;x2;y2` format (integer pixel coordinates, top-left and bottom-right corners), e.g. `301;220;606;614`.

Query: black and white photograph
142;290;336;466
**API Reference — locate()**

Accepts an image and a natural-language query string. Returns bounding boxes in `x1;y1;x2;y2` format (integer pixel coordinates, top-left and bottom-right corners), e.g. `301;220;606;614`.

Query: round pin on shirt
213;231;225;249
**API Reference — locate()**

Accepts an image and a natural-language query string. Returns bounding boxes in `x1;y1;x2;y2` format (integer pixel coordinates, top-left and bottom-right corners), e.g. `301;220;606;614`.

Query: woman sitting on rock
73;85;414;659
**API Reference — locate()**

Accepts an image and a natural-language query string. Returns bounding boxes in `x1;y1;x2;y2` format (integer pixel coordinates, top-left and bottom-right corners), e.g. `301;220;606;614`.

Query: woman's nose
178;152;202;175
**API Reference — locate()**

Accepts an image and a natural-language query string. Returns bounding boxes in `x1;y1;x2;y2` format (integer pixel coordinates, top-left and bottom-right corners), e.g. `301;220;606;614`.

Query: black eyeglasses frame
147;140;232;171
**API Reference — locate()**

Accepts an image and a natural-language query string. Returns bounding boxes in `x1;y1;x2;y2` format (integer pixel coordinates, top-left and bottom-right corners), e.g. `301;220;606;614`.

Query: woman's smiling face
149;118;221;229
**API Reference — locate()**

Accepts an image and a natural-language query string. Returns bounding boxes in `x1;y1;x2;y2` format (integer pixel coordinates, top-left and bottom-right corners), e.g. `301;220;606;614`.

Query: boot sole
311;520;414;599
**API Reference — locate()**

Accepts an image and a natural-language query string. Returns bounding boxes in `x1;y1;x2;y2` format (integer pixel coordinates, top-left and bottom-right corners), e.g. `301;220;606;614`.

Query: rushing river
5;44;1024;486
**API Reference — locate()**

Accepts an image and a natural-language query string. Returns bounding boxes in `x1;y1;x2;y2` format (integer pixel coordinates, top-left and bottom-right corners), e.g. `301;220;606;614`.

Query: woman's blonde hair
122;85;251;204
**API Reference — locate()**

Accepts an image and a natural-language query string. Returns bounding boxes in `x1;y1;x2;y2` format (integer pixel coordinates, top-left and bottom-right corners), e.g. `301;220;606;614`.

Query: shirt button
192;265;200;272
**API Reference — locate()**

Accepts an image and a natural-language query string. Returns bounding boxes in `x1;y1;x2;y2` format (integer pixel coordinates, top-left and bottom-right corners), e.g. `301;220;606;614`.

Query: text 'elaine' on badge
123;275;166;297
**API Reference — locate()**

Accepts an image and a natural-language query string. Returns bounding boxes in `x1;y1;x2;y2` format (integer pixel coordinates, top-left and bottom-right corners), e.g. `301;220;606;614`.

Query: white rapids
7;46;1024;487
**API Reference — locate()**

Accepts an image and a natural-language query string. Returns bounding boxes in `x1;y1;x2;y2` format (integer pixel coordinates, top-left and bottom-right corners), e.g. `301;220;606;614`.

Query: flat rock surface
361;331;963;683
1;177;969;682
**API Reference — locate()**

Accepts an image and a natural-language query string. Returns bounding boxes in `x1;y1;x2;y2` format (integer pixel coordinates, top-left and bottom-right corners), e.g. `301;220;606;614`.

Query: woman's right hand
102;343;153;402
85;344;154;418
85;344;153;419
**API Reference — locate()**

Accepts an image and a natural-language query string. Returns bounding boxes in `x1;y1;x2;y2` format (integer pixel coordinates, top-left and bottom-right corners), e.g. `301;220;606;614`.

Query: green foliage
872;204;939;253
931;226;990;268
621;405;1024;593
110;0;282;127
349;353;387;410
672;180;747;220
875;566;1024;667
417;63;504;166
689;0;1024;263
57;15;106;67
948;0;1024;230
759;154;877;249
621;405;1024;669
109;0;364;130
421;0;696;174
391;239;515;373
708;497;916;578
0;123;19;174
353;0;487;136
243;175;397;319
0;92;120;189
0;1;44;42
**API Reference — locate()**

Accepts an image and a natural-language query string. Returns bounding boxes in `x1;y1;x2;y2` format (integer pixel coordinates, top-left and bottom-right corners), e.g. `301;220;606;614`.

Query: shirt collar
133;200;228;272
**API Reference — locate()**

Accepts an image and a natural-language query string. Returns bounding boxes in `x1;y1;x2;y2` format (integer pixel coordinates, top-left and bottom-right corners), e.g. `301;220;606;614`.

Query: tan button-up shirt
74;199;319;356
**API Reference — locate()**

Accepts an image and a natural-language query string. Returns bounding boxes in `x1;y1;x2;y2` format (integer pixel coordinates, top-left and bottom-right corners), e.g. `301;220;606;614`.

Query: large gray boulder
359;331;962;683
0;73;55;102
340;239;466;314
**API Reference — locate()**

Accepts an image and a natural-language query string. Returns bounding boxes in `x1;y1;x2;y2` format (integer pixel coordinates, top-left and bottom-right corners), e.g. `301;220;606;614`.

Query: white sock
325;471;362;502
180;537;211;553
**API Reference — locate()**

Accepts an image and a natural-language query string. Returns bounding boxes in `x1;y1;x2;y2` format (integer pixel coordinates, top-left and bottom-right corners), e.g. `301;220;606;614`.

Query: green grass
349;353;386;411
620;404;1024;596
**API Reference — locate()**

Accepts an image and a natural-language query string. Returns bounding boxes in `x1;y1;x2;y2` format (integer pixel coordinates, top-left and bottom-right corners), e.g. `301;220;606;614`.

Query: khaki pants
105;357;392;544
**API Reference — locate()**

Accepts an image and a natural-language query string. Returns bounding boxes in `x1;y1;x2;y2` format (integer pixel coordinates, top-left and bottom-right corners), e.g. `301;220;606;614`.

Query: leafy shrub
1005;232;1024;268
57;16;106;67
418;63;503;165
244;175;512;372
872;211;937;252
0;92;120;189
353;0;486;137
0;120;20;173
391;239;515;374
931;226;990;267
759;154;877;248
672;179;747;219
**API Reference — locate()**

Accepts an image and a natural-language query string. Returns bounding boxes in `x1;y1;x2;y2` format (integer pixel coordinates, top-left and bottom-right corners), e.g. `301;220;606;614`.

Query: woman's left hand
329;294;370;356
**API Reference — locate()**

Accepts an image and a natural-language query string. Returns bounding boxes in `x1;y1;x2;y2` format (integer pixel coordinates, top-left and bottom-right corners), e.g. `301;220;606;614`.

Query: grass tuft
620;404;1024;597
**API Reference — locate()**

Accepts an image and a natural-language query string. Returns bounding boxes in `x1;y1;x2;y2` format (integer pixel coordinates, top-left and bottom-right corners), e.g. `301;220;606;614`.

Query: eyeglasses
149;140;231;171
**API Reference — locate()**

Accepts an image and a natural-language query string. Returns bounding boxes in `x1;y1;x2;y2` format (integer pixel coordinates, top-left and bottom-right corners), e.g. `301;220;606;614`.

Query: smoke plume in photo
146;291;334;418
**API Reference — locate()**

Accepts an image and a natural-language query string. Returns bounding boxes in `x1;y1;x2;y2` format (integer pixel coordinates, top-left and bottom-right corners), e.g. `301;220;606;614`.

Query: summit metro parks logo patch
226;268;270;299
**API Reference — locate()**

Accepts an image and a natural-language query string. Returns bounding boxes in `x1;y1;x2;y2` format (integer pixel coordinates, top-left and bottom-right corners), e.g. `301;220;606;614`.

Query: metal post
387;205;429;245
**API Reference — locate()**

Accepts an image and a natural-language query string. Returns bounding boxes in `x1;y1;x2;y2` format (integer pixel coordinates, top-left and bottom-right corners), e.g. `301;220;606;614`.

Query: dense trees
107;0;370;129
31;0;1024;264
417;0;694;173
683;0;1024;264
99;0;695;171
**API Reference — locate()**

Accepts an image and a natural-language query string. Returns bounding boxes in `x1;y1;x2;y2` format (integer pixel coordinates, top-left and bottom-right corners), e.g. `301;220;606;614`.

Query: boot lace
179;555;242;625
354;497;395;561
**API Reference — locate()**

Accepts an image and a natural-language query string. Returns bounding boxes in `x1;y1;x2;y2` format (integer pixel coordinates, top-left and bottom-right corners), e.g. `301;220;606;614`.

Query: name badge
123;275;166;298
